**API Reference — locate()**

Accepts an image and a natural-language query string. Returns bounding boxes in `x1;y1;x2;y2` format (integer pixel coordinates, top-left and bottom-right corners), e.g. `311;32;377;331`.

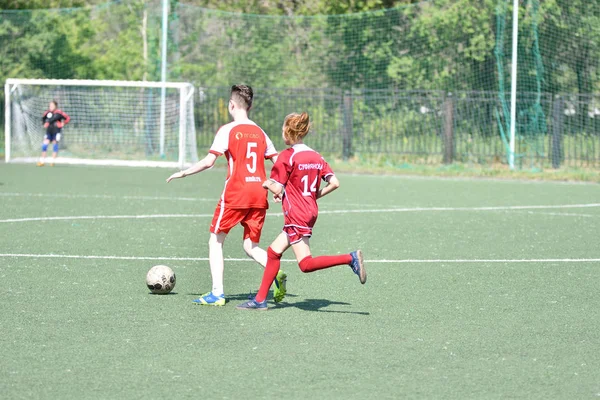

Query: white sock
208;235;225;296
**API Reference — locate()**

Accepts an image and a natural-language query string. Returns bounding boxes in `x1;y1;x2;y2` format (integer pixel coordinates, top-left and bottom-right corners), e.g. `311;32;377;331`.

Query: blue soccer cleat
350;250;367;284
192;291;225;306
236;298;268;311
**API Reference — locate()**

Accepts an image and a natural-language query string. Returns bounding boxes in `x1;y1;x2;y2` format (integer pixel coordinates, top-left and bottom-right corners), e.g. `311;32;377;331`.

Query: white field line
0;192;216;202
1;203;599;224
521;211;600;218
357;258;600;263
316;203;600;213
0;192;374;208
0;214;216;223
0;253;598;264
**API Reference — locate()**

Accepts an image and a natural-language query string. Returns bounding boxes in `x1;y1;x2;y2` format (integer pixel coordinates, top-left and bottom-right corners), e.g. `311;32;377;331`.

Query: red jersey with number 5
210;119;277;209
270;144;334;228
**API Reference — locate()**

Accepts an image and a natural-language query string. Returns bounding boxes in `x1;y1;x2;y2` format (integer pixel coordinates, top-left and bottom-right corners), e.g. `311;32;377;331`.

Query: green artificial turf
1;163;599;399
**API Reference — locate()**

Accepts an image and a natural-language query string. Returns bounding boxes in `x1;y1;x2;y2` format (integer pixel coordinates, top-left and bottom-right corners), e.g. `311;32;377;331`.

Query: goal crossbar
5;78;193;90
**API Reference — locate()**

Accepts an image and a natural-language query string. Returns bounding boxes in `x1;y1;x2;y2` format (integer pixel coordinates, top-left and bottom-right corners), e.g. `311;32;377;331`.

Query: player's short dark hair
50;99;58;107
230;85;253;111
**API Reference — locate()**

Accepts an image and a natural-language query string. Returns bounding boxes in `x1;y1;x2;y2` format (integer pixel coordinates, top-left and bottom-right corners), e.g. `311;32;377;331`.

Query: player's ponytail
283;112;311;144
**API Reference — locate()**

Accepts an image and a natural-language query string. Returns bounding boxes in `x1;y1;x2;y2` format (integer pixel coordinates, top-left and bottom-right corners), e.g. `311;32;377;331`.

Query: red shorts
210;205;266;243
283;224;313;245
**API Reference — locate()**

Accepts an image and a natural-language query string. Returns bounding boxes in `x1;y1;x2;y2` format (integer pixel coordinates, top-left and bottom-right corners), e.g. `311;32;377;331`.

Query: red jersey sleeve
269;149;293;187
58;110;70;124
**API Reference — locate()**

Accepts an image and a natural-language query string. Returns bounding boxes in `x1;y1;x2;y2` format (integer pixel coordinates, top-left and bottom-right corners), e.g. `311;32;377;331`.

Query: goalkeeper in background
38;100;70;167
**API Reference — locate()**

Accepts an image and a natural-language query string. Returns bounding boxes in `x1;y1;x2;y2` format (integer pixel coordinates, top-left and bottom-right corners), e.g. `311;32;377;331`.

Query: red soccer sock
298;254;352;273
255;247;282;303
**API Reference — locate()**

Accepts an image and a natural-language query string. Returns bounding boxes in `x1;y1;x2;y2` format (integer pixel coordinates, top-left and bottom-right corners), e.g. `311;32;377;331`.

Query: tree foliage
0;0;598;96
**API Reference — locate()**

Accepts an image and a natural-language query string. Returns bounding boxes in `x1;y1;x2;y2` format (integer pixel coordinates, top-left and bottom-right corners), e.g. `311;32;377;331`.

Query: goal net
4;79;198;168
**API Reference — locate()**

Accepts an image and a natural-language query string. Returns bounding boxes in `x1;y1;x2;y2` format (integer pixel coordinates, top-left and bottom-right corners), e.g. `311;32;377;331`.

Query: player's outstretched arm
166;153;218;183
316;175;340;199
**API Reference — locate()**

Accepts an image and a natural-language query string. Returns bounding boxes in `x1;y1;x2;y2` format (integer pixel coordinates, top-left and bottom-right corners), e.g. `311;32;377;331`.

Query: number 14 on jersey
301;174;318;197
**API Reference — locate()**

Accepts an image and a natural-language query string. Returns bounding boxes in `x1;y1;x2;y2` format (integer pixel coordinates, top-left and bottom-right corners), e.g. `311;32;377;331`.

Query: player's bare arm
316;175;340;199
166;153;217;183
262;178;284;196
263;179;284;202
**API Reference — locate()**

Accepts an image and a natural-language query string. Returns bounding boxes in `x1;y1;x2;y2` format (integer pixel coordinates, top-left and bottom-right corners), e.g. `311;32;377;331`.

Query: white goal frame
4;78;196;168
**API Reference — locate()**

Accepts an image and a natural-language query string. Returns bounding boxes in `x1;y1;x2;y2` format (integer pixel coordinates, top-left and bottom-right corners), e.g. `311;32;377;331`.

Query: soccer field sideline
1;253;600;264
0;202;599;224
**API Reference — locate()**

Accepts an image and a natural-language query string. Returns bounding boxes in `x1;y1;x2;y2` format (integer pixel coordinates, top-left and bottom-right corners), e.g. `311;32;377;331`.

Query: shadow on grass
273;299;370;315
148;292;178;295
187;292;299;301
186;293;369;315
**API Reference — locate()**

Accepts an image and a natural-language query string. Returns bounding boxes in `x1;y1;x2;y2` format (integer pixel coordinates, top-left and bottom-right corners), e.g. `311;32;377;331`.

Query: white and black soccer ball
146;265;176;294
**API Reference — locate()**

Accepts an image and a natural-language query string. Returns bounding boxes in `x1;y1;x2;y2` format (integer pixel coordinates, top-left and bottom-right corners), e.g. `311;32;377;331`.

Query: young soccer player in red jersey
236;112;366;311
166;85;287;306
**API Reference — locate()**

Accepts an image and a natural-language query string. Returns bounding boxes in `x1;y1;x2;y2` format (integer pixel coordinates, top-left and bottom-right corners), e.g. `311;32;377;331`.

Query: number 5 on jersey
301;174;318;196
246;142;257;173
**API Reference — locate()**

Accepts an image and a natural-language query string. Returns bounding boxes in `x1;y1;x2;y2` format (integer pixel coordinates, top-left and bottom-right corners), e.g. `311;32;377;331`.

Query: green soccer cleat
272;270;287;303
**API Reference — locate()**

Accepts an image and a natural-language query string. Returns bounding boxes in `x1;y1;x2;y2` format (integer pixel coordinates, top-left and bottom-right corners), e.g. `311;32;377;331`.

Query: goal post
4;78;198;168
5;80;11;163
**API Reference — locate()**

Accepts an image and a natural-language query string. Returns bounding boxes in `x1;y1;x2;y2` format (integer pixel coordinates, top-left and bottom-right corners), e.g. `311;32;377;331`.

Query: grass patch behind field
326;156;600;183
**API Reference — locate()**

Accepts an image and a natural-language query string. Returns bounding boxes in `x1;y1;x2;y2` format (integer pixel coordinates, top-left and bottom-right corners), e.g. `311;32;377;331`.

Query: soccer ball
146;265;176;294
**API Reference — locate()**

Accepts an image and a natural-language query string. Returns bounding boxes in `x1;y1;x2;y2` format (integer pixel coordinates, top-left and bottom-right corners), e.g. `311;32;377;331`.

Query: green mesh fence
495;0;600;168
173;2;498;92
1;0;600;168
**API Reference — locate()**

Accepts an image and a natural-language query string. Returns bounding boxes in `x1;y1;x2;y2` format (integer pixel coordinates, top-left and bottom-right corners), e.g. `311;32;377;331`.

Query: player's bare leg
193;232;227;306
243;238;267;267
50;140;58;166
38;138;50;166
269;231;291;255
289;237;311;262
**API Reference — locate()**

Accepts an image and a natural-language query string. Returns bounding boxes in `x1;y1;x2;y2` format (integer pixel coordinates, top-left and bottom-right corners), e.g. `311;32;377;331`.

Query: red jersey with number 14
210;119;277;209
270;144;334;229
